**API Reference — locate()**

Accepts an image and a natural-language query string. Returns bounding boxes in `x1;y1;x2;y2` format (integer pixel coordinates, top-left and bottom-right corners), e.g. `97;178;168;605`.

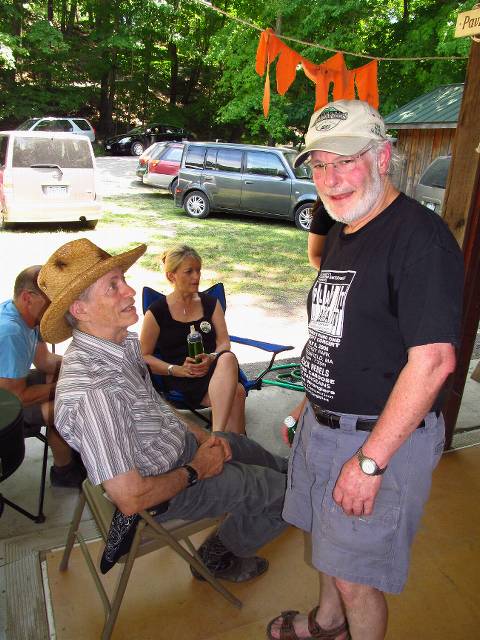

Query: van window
73;119;91;131
246;151;285;176
216;149;242;172
283;150;312;179
185;146;206;169
205;148;217;169
12;137;93;169
0;136;8;167
17;119;39;131
419;157;450;189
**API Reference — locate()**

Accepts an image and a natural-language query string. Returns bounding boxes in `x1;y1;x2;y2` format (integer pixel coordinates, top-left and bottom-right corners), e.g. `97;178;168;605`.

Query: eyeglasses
311;147;372;176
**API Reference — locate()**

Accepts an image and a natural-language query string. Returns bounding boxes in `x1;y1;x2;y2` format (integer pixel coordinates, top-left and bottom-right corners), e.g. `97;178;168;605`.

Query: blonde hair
161;245;201;274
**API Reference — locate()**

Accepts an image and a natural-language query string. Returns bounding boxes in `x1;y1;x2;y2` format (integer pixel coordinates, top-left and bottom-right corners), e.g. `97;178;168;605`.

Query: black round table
0;388;46;521
0;388;25;482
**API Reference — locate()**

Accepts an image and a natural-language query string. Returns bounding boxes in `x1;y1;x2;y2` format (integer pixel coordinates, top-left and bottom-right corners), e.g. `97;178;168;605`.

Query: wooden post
441;40;480;448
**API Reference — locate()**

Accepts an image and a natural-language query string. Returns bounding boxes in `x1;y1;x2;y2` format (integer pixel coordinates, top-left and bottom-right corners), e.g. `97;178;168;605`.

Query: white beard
323;164;383;225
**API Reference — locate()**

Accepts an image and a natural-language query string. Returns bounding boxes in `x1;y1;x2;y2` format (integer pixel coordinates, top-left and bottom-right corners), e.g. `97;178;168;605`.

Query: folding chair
142;283;294;424
60;479;241;640
0;387;48;523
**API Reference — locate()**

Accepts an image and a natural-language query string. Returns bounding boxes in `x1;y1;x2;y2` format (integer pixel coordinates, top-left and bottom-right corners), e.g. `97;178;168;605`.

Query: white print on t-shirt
302;270;356;404
309;270;355;337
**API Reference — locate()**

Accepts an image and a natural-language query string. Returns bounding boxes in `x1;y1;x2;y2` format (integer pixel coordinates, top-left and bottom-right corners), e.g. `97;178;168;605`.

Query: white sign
455;7;480;38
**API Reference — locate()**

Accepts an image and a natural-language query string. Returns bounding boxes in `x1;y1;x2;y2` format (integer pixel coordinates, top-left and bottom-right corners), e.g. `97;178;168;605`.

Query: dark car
104;123;192;156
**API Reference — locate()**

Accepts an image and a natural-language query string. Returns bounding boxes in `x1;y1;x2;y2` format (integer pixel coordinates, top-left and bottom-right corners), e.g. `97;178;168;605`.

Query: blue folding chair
142;283;294;425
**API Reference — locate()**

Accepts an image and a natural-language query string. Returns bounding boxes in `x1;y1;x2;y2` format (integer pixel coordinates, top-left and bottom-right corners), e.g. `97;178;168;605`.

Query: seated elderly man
37;239;288;581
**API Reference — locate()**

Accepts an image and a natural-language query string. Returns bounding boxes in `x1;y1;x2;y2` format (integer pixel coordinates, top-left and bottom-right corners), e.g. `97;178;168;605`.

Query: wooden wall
392;128;456;197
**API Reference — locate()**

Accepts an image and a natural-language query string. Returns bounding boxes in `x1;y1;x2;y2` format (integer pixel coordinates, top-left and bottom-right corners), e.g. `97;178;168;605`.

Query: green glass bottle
187;324;204;363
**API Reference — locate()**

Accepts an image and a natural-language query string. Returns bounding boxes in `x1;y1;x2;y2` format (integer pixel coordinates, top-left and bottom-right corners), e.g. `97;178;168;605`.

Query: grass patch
102;193;315;309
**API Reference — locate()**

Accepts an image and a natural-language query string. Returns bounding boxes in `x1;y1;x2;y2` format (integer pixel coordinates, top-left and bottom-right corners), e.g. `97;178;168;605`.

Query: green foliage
0;0;471;140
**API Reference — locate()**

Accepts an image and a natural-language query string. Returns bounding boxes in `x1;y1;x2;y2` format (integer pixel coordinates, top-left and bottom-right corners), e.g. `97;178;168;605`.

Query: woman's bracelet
209;352;218;360
167;364;175;376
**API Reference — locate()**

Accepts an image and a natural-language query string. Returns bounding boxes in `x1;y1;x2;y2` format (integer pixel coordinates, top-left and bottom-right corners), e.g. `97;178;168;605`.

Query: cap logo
312;106;348;132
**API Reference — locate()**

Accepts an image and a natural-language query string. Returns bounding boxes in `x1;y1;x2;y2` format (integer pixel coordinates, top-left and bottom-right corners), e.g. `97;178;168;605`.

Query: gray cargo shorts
283;401;445;594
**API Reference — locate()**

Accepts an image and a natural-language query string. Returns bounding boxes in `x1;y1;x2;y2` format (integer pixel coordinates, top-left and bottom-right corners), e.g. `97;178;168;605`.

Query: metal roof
384;83;464;130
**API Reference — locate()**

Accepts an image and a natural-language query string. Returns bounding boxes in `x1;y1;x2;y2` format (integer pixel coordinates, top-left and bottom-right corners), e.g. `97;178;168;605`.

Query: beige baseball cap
294;99;388;167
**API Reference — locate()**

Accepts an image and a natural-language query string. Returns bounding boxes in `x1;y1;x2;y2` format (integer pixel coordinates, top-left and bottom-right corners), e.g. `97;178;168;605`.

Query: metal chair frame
59;479;241;640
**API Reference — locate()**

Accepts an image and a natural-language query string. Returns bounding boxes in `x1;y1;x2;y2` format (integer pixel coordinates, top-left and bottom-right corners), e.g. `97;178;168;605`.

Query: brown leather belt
311;405;431;431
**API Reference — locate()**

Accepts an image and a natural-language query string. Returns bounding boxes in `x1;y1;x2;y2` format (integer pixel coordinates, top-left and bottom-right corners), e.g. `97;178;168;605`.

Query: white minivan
0;131;102;229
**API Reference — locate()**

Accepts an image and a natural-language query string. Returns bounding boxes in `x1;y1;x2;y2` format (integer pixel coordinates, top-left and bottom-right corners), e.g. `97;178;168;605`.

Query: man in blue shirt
0;266;85;488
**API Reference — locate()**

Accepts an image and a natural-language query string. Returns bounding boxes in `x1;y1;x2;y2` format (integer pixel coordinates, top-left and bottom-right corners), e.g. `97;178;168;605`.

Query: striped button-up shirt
55;330;187;485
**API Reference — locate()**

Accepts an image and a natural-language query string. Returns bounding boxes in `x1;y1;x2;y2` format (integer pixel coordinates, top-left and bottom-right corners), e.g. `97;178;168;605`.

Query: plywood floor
45;445;480;640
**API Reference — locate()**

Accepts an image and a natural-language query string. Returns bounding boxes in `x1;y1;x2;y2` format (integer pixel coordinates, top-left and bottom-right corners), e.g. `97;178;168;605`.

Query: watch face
361;458;377;475
284;416;296;429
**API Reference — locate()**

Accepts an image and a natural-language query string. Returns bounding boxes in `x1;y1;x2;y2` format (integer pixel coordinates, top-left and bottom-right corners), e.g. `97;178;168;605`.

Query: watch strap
182;464;198;487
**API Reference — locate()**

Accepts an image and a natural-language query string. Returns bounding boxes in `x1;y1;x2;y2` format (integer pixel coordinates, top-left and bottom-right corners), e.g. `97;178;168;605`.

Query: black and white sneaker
190;533;269;583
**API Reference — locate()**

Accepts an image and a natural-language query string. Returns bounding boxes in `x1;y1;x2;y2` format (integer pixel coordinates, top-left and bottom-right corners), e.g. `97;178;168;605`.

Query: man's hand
210;433;232;461
332;456;382;516
190;436;229;479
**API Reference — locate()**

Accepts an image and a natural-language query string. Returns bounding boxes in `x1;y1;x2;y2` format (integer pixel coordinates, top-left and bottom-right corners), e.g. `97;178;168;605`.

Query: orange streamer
255;30;379;114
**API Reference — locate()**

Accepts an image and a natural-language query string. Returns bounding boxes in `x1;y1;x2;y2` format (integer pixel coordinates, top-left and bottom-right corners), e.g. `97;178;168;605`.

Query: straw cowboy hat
38;238;147;344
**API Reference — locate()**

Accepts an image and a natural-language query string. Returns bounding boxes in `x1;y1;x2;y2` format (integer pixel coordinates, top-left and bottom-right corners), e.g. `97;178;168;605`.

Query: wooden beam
441;40;480;447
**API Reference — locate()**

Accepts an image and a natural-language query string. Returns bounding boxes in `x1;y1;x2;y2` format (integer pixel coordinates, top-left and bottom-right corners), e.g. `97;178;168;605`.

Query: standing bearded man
269;100;463;640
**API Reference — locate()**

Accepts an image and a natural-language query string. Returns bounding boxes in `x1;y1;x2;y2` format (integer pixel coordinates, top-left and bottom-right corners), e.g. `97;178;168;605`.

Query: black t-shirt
148;292;218;365
309;203;336;236
301;193;463;414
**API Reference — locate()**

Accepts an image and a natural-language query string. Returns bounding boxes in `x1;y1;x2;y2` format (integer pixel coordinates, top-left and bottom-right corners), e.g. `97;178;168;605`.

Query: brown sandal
266;606;350;640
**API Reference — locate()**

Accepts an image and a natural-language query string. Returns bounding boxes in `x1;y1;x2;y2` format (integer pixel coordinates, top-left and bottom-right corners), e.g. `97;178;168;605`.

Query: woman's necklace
179;294;197;316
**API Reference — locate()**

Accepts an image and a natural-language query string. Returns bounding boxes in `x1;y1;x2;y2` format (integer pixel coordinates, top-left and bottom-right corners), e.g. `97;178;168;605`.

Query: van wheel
184;191;210;219
169;178;178;197
131;141;144;156
295;203;314;231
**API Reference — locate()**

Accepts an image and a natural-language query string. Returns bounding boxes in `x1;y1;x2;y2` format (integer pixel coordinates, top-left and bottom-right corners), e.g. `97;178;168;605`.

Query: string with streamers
193;0;469;62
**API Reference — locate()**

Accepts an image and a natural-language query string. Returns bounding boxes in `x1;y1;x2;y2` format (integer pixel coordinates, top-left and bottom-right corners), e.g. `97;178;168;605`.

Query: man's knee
334;577;379;604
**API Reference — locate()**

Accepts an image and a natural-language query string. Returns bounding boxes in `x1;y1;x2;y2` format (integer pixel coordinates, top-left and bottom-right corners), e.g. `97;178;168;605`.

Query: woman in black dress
140;245;246;434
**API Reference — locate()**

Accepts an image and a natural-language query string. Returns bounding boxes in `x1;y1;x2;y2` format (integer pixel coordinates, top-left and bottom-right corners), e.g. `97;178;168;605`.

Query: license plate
106;145;111;149
423;201;436;211
44;185;68;197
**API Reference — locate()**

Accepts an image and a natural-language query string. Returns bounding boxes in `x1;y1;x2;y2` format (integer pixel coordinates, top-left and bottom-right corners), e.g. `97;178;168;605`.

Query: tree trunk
61;0;67;32
168;42;178;106
67;0;78;33
47;0;54;22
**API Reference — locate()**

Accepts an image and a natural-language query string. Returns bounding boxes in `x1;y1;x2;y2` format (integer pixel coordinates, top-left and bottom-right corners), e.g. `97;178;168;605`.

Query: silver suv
414;156;451;215
174;142;317;230
17;117;96;143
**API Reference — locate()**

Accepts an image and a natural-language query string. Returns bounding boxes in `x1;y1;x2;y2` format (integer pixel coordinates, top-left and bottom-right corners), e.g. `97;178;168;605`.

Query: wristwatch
182;464;199;487
356;448;387;476
167;364;174;376
209;352;218;360
283;415;297;430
